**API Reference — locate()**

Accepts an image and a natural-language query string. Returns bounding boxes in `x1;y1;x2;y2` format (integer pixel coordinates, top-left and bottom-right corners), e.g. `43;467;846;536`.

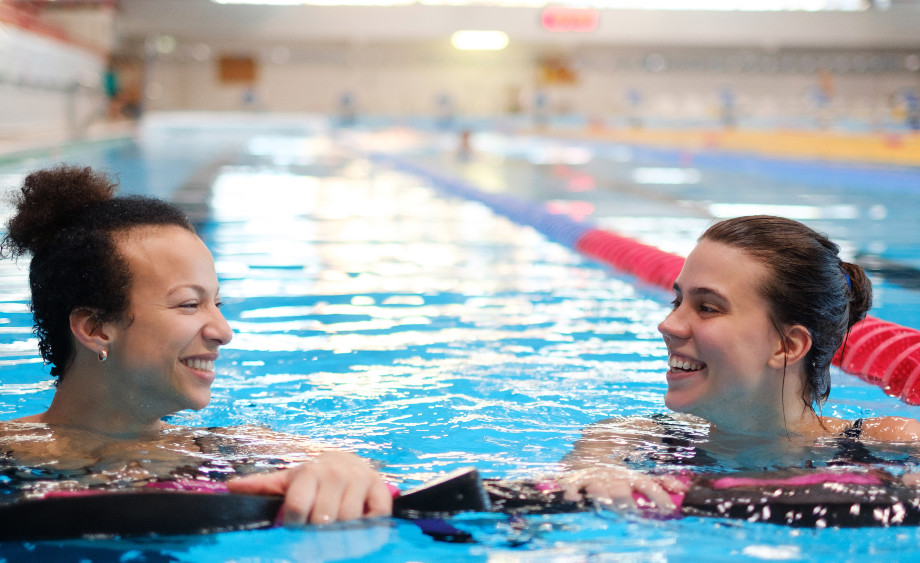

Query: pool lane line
170;153;240;227
367;152;920;406
0;127;136;164
532;137;920;293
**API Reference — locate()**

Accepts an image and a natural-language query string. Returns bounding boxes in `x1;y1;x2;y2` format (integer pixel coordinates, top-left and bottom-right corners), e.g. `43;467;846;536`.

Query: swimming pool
2;113;920;561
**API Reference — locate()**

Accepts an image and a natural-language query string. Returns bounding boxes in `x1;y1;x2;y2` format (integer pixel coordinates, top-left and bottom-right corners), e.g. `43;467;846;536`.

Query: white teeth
182;359;215;371
668;355;703;371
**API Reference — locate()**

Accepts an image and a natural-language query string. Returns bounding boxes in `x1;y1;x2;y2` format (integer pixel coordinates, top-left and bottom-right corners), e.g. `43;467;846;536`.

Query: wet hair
0;165;193;381
700;215;872;409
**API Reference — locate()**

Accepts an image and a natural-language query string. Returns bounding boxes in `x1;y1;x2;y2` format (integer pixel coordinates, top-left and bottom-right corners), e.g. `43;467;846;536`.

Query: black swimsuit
645;416;912;470
643;414;720;468
842;418;865;439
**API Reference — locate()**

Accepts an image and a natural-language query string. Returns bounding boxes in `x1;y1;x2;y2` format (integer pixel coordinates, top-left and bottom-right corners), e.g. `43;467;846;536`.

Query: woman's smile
179;355;219;383
667;354;706;374
665;354;708;391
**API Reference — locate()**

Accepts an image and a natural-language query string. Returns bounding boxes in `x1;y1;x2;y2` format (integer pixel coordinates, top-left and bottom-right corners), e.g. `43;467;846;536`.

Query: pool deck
0;119;137;161
555;125;920;167
2;112;918;169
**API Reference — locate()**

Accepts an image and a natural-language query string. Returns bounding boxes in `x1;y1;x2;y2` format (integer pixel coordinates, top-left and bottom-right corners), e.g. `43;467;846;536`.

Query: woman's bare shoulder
816;416;853;436
7;413;43;423
0;418;51;437
816;415;920;441
584;415;649;430
0;420;92;466
565;414;705;470
172;424;328;460
859;416;920;442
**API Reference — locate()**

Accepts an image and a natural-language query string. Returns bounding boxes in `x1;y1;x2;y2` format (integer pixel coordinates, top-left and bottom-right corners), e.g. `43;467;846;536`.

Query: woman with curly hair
1;165;391;526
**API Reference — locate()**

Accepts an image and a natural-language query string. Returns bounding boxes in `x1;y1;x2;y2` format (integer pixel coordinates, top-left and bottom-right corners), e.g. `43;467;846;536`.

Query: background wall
114;1;920;48
110;0;920;128
0;4;108;143
136;39;919;129
2;0;919;140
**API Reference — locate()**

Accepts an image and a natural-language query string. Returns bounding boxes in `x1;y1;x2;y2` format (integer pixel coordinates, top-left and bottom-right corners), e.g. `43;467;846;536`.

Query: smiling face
107;226;233;417
658;239;790;428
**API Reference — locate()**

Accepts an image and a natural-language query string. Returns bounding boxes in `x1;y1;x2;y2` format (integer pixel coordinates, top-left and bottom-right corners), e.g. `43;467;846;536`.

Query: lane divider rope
369;153;920;405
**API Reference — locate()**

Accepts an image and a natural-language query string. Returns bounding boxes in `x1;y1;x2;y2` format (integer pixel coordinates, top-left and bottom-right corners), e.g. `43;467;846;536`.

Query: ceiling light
450;30;509;51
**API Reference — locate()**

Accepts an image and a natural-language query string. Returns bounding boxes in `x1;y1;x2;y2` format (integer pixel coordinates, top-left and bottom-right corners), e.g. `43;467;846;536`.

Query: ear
69;308;116;358
768;324;812;369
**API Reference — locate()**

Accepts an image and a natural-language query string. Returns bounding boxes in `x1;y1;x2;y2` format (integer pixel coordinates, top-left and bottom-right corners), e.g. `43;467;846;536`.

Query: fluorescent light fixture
451;30;509;51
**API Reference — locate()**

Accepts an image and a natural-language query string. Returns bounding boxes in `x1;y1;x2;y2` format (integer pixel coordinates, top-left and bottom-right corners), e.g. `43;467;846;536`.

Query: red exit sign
541;6;599;33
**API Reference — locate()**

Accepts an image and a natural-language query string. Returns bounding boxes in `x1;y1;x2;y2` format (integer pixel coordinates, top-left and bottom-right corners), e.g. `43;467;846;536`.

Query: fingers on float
282;469;321;526
632;478;675;510
582;480;634;508
366;480;394;518
338;479;369;521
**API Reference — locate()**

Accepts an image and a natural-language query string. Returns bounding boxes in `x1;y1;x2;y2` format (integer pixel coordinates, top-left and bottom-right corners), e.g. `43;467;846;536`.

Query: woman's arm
861;416;920;442
563;416;658;469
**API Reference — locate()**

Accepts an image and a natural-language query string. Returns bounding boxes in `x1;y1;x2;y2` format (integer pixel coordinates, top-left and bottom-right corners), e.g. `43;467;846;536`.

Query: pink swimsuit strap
708;472;884;489
42;479;231;499
144;479;231;493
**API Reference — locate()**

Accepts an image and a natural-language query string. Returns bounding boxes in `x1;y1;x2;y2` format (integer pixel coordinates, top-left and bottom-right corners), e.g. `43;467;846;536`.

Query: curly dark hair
1;165;193;381
701;215;872;409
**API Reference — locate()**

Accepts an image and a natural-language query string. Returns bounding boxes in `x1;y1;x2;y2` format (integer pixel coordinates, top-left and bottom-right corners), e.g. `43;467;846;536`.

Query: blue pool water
2;114;920;561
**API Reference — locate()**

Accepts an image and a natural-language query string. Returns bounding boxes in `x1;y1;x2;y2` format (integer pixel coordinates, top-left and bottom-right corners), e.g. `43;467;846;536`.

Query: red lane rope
574;227;920;405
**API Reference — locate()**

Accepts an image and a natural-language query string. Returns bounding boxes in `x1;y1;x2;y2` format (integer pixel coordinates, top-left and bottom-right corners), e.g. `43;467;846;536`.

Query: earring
98;349;108;362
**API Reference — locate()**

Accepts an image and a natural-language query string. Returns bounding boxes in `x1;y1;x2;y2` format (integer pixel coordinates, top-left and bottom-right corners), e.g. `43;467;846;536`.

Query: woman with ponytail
563;215;920;510
0;165;391;526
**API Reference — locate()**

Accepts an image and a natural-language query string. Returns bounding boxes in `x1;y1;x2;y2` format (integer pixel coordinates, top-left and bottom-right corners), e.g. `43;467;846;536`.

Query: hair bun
842;261;872;328
3;165;117;258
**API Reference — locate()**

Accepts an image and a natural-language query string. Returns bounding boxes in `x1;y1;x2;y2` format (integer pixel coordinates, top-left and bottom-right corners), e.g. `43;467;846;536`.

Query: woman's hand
226;451;393;526
560;466;687;512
